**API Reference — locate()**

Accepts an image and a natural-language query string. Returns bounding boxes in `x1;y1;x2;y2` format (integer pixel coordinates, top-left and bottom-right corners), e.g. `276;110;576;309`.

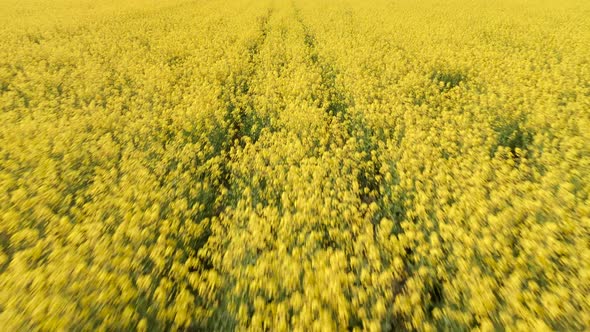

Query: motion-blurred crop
0;0;589;330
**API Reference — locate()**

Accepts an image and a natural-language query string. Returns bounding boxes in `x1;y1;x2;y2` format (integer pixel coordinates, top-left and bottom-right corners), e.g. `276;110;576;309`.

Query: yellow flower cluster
1;0;588;330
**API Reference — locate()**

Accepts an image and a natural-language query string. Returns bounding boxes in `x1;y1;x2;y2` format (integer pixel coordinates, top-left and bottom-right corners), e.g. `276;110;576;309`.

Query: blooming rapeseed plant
0;0;588;330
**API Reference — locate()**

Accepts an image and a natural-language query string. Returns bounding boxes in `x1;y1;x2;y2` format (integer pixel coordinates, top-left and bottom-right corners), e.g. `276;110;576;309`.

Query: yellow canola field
0;0;589;330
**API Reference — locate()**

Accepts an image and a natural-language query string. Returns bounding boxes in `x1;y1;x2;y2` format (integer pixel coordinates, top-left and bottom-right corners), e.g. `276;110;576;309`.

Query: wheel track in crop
204;3;411;328
293;4;411;330
196;5;276;330
293;3;385;232
294;3;395;241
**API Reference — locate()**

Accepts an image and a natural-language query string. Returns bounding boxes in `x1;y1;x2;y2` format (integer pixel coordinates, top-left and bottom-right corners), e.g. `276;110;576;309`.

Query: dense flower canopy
0;0;588;330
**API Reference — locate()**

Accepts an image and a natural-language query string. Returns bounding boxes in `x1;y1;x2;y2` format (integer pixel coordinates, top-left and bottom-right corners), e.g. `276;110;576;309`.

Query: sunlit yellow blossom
0;0;588;330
